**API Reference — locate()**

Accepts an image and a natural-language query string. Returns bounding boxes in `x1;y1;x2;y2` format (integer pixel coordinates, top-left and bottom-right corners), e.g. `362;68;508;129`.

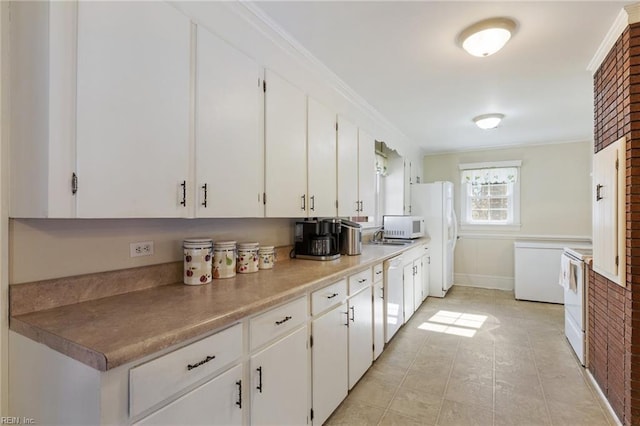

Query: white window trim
459;161;522;231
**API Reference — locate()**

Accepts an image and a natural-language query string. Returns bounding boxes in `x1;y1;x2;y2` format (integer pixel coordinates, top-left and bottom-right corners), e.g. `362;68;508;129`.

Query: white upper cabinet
76;2;191;218
195;25;264;218
307;97;337;217
337;116;359;217
358;129;376;218
593;136;626;286
9;1;77;218
264;70;307;217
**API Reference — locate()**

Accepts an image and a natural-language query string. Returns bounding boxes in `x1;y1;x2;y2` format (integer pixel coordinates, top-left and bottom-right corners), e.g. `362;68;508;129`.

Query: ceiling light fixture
473;113;504;130
458;17;517;57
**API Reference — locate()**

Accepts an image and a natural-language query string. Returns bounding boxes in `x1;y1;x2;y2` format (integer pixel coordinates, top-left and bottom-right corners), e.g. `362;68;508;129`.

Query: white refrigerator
412;181;457;297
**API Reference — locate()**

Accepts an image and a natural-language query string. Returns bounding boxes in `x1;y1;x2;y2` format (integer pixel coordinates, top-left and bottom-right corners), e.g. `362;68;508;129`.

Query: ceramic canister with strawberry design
213;241;237;279
237;242;259;274
183;238;213;285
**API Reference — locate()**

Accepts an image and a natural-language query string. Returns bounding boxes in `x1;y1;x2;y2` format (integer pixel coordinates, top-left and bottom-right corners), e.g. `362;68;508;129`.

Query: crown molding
626;3;640;25
587;8;630;74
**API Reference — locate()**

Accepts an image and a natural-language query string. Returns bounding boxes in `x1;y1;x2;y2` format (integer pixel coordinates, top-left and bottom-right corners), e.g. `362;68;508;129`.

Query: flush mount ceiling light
473;113;504;130
458;17;517;57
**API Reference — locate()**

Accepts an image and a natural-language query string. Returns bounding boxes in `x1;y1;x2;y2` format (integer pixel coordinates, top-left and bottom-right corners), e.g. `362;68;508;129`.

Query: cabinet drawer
373;263;383;284
348;268;372;295
250;297;307;350
311;279;347;315
130;323;242;418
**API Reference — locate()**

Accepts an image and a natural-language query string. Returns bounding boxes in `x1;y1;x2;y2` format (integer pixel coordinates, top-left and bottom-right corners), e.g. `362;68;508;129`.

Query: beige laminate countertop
10;240;428;371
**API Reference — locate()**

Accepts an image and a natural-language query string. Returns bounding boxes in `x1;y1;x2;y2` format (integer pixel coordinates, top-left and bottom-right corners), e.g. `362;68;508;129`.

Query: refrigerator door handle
452;209;459;251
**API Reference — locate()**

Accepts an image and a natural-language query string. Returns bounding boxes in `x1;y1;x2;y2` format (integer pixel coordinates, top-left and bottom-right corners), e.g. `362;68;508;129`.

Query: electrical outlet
130;241;154;258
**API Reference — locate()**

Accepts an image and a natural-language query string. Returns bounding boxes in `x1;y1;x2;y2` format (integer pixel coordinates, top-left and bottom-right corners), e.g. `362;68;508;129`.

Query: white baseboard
585;369;622;426
454;273;514;291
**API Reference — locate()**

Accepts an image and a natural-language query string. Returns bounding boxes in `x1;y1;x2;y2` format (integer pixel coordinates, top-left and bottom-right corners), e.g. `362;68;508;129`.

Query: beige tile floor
325;286;618;426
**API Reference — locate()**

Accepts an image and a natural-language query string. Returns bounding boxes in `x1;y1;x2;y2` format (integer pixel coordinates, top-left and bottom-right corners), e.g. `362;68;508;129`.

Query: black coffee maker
294;219;342;261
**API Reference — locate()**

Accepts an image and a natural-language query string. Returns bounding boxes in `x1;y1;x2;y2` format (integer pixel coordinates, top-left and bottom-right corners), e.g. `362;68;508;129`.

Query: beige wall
10;218;295;284
423;141;592;289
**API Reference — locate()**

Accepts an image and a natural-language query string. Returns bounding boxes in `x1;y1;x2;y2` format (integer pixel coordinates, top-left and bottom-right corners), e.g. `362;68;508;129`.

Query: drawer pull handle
343;311;350;327
275;316;292;325
327;293;338;299
256;366;263;393
596;184;603;201
187;355;215;371
375;270;382;275
236;380;242;408
350;306;355;322
358;278;367;283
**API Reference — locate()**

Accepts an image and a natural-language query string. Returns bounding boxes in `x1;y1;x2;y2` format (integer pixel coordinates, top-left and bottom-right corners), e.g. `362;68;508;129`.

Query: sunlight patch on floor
417;310;488;338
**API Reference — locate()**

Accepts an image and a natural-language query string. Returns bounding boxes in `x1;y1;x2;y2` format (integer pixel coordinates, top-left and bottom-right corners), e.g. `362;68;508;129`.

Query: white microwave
383;215;425;239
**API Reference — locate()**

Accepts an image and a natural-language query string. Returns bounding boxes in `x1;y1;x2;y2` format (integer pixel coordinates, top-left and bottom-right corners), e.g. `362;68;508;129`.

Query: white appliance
562;247;592;366
382;215;424;239
411;182;457;298
384;255;404;342
514;241;591;303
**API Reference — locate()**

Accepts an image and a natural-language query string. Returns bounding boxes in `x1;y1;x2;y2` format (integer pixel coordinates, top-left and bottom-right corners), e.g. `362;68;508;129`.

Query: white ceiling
253;1;631;154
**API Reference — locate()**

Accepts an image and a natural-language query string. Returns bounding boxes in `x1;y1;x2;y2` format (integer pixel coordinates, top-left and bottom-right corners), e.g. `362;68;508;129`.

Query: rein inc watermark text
1;418;35;424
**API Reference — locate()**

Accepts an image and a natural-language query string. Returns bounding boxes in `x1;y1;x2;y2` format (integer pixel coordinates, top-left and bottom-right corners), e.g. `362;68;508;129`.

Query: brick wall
591;24;640;425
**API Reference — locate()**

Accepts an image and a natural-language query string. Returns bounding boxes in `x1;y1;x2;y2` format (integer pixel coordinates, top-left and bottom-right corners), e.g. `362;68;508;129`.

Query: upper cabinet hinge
310;409;314;421
335;200;338;208
336;122;338;131
616;158;619;170
72;172;78;195
263;80;266;93
263;193;267;205
616;255;619;266
310;335;313;348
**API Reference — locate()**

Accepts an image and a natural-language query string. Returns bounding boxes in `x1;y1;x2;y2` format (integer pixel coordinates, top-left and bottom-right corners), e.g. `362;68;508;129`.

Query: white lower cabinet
348;287;373;389
311;302;348;425
422;247;431;301
403;246;427;323
250;326;309;425
403;262;416;324
136;364;243;425
372;263;384;360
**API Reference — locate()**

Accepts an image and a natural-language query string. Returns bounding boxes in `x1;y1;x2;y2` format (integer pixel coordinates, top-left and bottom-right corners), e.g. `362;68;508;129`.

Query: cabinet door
403;263;415;323
307;97;337;217
195;26;263;218
251;327;309;426
358;129;376;217
422;253;430;301
348;287;373;389
136;364;242;426
404;160;412;215
413;260;423;312
312;303;348;426
76;2;190;217
337;116;359;217
264;70;307;217
373;280;385;360
593;137;625;285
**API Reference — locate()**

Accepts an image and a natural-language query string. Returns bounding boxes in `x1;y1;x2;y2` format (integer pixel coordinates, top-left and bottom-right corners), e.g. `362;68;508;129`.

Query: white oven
561;247;592;366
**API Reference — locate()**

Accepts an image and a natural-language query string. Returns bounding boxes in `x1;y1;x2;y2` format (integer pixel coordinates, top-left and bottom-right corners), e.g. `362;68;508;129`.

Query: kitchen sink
368;240;412;246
